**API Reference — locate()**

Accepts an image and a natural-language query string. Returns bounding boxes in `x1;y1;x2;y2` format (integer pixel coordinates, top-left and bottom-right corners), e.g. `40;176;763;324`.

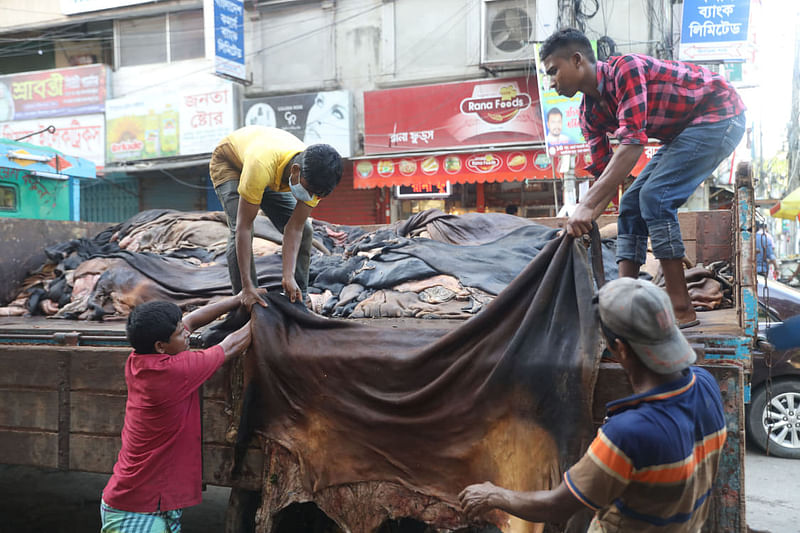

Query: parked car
746;277;800;459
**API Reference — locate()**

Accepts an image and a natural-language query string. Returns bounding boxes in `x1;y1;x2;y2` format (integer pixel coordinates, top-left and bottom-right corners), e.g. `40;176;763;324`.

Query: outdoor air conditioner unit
480;0;537;67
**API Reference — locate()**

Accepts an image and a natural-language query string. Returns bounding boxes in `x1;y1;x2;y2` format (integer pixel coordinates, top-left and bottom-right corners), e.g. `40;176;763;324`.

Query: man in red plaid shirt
540;28;745;327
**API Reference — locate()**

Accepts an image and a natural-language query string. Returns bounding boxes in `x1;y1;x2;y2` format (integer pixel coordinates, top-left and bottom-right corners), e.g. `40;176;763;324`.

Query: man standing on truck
100;296;251;532
540;28;746;328
210;126;343;310
459;277;727;531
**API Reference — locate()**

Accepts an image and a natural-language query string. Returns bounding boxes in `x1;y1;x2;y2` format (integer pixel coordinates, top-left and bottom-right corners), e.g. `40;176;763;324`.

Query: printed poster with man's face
242;91;353;158
533;43;591;158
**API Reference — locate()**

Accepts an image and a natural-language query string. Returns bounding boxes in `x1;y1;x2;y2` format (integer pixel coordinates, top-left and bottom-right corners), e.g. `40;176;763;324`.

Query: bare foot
675;308;698;328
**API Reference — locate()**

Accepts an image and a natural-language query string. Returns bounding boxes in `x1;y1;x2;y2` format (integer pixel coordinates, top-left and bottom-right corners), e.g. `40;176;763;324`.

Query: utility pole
787;14;800;194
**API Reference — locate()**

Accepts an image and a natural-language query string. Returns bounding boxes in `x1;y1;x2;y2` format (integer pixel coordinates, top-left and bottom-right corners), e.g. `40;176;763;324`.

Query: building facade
0;0;672;223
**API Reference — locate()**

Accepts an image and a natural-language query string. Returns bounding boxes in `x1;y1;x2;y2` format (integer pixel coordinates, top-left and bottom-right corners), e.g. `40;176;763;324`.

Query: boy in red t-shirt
101;295;251;532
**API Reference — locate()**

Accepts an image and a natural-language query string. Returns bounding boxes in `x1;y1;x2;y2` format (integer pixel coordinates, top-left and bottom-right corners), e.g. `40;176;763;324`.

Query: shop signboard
533;43;590;158
679;0;752;61
353;149;556;189
396;182;451;199
363;78;544;155
0;64;108;122
213;0;246;82
105;78;235;163
243;91;353;157
0;114;105;169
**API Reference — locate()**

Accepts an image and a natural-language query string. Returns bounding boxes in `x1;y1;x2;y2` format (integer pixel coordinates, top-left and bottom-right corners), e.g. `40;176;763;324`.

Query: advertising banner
243;91;353;157
105;79;234;163
363;77;544;155
0;114;105;169
679;0;752;61
353;149;557;189
214;0;246;82
533;43;590;158
0;64;108;122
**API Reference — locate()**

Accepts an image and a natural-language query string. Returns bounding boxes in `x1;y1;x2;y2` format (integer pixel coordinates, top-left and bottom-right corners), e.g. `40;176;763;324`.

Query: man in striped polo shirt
459;277;727;532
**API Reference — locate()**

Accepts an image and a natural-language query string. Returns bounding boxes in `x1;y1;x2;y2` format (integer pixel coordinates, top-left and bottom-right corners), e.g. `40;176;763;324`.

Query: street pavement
0;447;797;532
744;447;800;533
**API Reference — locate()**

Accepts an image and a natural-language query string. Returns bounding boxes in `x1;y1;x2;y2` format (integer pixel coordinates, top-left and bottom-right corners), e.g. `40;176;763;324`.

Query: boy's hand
220;319;252;362
240;286;267;311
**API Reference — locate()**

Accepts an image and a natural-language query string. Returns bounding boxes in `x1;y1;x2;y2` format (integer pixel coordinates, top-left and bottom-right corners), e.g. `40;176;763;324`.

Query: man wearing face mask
210;125;343;310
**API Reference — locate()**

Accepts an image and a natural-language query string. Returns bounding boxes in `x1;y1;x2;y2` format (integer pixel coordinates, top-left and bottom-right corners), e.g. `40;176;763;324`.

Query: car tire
747;379;800;459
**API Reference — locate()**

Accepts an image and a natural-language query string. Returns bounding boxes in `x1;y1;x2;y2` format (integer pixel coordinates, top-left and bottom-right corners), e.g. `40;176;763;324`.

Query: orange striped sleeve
587;429;634;482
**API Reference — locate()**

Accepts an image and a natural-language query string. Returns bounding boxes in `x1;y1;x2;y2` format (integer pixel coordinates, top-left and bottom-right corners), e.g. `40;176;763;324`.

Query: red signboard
0;64;108;121
353;149;558;189
363;77;544;155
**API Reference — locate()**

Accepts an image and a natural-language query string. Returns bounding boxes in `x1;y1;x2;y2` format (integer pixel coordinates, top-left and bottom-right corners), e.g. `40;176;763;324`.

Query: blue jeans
214;180;313;294
617;113;746;265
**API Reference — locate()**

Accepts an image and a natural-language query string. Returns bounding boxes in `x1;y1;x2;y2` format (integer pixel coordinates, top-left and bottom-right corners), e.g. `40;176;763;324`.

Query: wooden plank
69;434;120;473
677;212;698;241
204;366;228;400
203;399;232;445
203;443;263;491
0;429;58;468
684;240;698;265
0;348;61;388
702;364;745;533
70;392;125;434
591;363;628;424
0;389;59;430
696;210;734;264
57;351;70;470
70;349;128;392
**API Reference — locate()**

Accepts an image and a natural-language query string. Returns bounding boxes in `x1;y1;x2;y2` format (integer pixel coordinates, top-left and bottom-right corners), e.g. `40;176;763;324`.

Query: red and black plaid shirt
581;54;745;176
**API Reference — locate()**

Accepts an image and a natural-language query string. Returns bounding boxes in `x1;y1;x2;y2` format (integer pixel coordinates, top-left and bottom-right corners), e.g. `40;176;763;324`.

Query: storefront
355;77;665;222
355;76;567;221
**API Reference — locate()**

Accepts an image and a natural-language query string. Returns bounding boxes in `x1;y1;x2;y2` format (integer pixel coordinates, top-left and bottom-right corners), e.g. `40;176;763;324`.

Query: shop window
117;10;204;67
0;184;17;211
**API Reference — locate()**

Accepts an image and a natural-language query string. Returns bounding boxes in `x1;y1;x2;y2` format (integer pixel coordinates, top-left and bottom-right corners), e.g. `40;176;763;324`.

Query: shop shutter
80;175;140;222
312;168;381;225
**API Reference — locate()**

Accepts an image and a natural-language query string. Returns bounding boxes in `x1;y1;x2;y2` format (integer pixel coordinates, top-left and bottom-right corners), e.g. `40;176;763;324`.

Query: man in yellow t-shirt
210;126;343;309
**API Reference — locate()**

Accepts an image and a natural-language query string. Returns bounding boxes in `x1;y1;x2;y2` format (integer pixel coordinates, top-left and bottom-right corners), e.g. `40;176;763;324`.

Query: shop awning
0;138;96;179
353;148;560;190
353;144;662;190
769;187;800;220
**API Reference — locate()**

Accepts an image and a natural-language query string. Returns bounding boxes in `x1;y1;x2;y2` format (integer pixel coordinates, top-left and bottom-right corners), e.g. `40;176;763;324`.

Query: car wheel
747;379;800;459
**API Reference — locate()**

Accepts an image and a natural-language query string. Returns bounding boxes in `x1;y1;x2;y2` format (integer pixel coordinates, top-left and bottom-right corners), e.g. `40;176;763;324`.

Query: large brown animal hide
238;234;603;532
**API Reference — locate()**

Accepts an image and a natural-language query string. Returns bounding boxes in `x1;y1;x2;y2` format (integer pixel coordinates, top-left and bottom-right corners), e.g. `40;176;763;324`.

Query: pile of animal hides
0;208;733;320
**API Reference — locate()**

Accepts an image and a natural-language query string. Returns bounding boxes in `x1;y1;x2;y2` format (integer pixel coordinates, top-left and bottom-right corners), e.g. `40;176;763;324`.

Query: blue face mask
289;172;315;203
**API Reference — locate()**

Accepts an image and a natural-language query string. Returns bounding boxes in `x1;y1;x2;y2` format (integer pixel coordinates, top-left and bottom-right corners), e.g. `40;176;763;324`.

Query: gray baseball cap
598;278;696;374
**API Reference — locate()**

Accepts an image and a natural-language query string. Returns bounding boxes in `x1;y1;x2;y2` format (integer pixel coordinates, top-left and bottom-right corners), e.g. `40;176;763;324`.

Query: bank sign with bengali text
214;0;246;82
679;0;752;62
